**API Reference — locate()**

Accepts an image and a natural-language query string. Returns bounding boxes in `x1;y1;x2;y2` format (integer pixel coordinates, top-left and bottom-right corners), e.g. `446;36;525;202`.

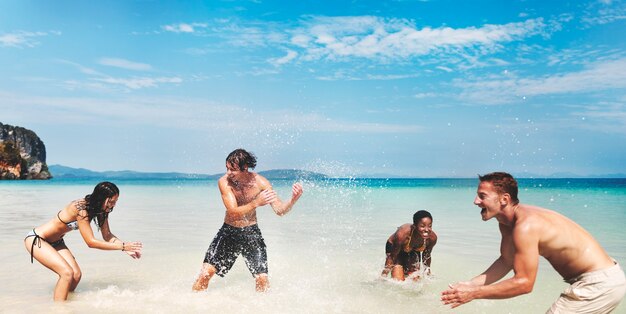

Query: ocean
1;178;625;313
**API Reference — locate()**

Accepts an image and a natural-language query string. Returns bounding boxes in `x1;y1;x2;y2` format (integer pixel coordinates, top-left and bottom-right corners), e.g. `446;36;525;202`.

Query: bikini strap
404;227;414;251
27;229;43;264
57;210;69;224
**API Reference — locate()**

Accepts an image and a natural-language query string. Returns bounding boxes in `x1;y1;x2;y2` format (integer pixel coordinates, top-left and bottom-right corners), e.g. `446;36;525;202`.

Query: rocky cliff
0;122;51;179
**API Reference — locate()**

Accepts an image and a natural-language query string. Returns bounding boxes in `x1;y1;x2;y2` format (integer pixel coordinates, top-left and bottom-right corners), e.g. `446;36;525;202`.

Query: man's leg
255;273;269;292
242;224;269;291
547;265;626;314
193;224;238;291
192;263;217;291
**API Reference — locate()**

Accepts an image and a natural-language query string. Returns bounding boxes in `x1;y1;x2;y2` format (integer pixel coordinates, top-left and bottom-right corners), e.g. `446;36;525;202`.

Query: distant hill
48;165;220;180
258;169;328;180
511;171;626;179
48;165;327;180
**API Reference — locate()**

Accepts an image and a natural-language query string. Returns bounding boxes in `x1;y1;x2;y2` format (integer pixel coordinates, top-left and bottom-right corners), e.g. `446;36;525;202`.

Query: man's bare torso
507;205;614;279
222;172;264;227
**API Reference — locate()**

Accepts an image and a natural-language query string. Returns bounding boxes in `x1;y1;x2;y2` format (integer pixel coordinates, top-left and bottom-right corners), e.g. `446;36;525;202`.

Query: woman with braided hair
382;210;438;281
24;181;142;301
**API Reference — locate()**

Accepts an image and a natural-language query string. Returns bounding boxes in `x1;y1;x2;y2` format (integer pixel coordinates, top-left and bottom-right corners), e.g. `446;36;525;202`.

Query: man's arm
219;177;275;216
476;221;539;296
265;178;303;216
441;221;540;307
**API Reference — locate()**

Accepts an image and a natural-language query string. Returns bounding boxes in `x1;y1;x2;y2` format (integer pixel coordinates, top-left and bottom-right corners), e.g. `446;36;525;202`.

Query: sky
1;0;625;177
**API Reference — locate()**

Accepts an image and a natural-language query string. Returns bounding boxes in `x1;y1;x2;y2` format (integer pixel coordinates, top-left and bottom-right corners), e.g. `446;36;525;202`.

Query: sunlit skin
441;181;615;309
192;162;303;292
382;217;437;281
24;193;142;301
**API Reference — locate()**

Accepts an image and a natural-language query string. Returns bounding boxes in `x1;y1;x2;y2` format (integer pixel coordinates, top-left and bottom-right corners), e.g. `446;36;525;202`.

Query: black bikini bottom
25;229;65;263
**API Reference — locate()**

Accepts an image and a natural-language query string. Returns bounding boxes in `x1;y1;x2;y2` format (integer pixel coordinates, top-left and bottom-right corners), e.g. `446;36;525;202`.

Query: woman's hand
122;241;143;259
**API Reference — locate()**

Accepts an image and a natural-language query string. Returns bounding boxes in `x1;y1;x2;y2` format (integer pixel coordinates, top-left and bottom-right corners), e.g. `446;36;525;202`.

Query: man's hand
256;189;277;206
441;281;478;308
291;183;303;202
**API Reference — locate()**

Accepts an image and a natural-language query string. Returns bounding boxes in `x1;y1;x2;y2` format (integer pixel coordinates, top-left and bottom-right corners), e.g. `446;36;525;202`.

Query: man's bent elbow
514;278;534;295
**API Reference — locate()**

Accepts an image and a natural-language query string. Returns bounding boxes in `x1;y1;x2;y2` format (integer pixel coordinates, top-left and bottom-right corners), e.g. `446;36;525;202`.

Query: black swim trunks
203;223;268;277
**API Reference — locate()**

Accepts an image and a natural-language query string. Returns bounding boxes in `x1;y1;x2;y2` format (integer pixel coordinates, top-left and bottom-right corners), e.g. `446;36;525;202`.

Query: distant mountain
48;165;220;180
258;169;328;180
48;165;327;180
45;165;624;180
512;171;626;179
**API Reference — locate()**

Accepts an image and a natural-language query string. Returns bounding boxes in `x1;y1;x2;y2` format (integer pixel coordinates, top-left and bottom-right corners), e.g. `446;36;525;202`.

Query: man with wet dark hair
441;172;626;313
192;148;303;292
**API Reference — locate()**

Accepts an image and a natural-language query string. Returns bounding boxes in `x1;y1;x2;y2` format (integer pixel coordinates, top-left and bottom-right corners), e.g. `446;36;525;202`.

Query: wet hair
226;148;257;170
478;172;519;205
84;181;119;228
413;210;433;225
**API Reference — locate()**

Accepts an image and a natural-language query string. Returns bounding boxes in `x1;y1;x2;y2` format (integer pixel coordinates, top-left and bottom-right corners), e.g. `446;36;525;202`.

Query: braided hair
413;210;433;224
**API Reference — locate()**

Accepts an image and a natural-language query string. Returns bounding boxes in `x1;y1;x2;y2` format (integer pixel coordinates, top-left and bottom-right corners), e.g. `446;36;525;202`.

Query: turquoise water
1;178;625;313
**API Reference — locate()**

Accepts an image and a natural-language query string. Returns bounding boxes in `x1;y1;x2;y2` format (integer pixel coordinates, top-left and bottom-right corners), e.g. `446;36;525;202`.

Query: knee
59;267;75;282
73;269;82;282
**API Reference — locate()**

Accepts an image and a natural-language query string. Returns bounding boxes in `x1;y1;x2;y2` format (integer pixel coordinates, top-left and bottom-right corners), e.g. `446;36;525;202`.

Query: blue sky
1;0;625;177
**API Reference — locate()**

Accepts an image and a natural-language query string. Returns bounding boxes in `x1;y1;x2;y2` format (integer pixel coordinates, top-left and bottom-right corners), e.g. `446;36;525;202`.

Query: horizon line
47;164;626;180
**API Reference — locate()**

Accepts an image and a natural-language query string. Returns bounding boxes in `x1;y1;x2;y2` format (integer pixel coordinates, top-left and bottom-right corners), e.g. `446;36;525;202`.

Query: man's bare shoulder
516;204;559;226
253;173;272;189
511;204;555;240
218;175;230;190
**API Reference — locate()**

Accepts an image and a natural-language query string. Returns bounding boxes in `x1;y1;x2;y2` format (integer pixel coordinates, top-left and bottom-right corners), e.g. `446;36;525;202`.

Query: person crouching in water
192;149;304;292
24;182;143;301
381;210;438;281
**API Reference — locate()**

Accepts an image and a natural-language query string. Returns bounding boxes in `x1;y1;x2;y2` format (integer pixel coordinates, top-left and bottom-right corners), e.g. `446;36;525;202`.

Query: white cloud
268;50;298;66
315;70;419;81
286;16;551;62
54;60;180;91
414;92;436;98
0;91;422;134
163;16;553;68
581;1;626;26
98;58;153;71
92;76;183;90
0;30;60;48
161;23;207;33
56;59;104;76
456;57;626;104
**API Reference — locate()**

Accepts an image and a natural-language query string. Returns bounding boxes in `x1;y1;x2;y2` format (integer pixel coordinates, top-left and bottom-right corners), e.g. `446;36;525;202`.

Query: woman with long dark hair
24;182;142;301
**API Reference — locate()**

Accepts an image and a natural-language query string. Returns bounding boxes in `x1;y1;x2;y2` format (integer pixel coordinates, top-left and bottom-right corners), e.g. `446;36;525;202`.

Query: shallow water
1;178;625;313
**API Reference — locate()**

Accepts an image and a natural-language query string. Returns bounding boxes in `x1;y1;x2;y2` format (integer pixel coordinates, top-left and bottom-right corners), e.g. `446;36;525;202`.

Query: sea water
1;178;625;313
